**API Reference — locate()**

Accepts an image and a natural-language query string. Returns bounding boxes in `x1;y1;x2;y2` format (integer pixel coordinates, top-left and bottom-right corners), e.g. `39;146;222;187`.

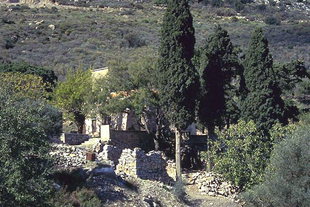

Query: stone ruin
97;145;122;166
115;148;174;183
60;133;90;145
51;143;176;184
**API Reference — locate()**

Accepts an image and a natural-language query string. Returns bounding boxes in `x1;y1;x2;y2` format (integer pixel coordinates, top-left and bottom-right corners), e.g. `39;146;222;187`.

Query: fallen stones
185;171;239;197
50;144;87;168
92;139;104;153
48;24;55;30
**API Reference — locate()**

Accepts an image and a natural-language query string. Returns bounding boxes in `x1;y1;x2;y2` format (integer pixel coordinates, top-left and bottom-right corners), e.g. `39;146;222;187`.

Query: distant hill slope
0;0;309;77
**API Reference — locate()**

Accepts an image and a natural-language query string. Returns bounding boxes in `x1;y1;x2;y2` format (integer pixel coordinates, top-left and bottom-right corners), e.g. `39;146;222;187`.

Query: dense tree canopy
157;0;199;181
241;28;286;133
157;0;199;130
0;88;60;207
53;69;92;133
198;25;241;134
242;123;310;207
0;62;57;87
0;72;49;100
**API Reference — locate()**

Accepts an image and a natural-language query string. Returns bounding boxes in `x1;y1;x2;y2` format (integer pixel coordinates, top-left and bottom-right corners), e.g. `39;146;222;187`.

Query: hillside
0;0;309;77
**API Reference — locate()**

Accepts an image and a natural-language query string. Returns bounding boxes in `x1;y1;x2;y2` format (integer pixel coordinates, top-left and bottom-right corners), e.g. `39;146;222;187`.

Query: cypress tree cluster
241;28;286;133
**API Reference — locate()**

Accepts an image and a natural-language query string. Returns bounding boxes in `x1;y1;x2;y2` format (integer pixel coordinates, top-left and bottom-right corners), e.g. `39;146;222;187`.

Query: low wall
60;133;89;145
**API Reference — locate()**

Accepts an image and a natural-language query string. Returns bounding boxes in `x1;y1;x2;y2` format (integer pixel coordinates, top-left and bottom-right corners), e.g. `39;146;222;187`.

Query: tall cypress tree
157;0;199;181
241;28;285;133
198;25;240;135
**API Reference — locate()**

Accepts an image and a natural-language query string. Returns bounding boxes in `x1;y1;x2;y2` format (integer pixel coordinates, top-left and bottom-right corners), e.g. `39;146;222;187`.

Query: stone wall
60;133;89;145
100;125;154;151
115;148;173;183
109;130;154;151
97;145;122;165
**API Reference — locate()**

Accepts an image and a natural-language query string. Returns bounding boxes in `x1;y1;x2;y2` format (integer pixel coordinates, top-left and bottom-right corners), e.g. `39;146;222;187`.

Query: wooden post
175;129;182;182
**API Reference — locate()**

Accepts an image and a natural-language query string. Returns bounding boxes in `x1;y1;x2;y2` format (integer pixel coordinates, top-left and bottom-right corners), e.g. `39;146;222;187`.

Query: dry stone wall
116;148;174;183
60;133;89;145
109;130;154;151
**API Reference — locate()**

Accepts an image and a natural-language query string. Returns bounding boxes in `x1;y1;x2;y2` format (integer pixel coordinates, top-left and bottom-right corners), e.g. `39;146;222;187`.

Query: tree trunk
175;128;182;182
74;111;86;134
207;124;215;172
154;108;163;151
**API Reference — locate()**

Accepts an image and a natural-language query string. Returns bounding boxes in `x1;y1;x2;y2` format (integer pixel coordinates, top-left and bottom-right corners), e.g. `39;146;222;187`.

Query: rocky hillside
0;0;309;77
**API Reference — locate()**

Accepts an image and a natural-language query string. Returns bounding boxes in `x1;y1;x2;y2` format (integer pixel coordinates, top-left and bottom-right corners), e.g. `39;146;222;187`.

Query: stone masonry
60;133;89;145
115;148;174;183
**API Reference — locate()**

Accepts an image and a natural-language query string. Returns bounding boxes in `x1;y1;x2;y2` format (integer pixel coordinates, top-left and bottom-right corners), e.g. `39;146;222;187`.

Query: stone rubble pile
185;171;239;197
50;144;87;168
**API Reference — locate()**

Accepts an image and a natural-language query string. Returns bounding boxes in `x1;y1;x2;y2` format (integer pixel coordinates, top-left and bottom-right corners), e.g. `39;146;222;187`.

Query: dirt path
185;185;241;207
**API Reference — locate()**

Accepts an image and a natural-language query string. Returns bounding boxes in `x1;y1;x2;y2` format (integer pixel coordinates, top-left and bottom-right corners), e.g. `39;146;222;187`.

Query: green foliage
0;72;50;100
0;62;57;87
153;0;168;5
264;16;281;25
95;51;158;116
274;60;309;93
51;188;102;207
211;121;271;190
242;126;310;207
0;92;55;207
198;25;241;133
157;0;199;130
53;69;92;133
241;28;286;133
52;168;87;192
269;122;297;143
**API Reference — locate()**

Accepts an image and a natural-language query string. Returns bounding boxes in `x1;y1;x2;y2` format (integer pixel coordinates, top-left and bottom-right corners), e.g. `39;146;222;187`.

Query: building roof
92;67;109;79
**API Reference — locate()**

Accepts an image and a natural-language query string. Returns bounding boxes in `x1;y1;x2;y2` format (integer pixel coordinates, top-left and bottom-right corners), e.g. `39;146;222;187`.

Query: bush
51;188;102;207
210;121;271;190
153;0;167;5
242;126;310;207
0;62;58;87
0;91;55;207
264;16;281;25
52;168;88;192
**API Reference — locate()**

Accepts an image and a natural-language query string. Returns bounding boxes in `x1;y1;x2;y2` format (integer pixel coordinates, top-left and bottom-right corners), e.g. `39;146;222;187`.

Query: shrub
51;188;102;207
210;121;271;190
52;168;88;192
211;0;224;7
0;91;55;207
123;32;146;48
242;126;310;207
0;62;58;87
264;16;281;25
153;0;168;5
